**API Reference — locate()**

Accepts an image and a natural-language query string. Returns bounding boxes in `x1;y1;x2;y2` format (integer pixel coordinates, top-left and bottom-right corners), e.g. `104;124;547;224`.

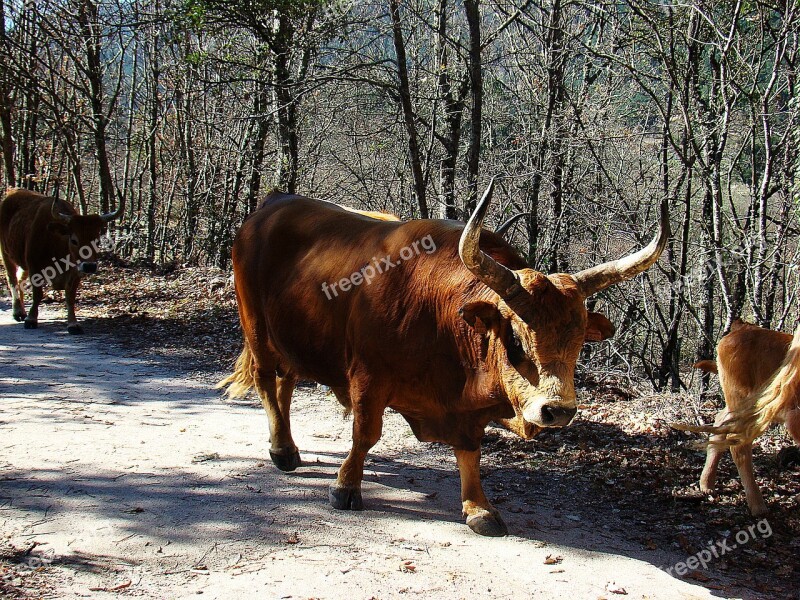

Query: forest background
0;0;798;392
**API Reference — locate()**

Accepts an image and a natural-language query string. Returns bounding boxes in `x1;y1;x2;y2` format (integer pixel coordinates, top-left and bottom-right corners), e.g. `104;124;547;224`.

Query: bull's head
49;200;123;274
459;180;668;436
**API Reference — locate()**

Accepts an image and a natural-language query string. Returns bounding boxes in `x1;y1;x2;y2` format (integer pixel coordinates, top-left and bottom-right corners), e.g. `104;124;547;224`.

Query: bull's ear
459;301;502;335
585;311;615;342
47;222;70;236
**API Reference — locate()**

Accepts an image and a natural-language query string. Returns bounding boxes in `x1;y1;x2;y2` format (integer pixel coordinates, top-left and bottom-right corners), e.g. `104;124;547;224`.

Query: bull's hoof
23;320;37;329
13;312;26;322
67;324;84;335
465;510;508;537
329;484;364;510
269;448;301;472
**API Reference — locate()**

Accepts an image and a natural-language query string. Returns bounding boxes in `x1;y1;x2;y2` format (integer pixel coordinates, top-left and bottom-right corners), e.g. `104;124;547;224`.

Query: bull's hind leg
254;368;301;472
1;250;26;321
700;408;729;492
329;382;384;511
455;448;508;537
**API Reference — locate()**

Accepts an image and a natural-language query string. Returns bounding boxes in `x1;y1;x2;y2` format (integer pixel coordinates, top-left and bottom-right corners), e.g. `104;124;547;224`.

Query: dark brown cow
686;320;800;516
0;188;122;334
220;183;668;536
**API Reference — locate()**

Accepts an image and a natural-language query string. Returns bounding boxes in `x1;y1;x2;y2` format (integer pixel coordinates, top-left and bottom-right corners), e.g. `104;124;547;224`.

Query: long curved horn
495;212;528;237
100;193;125;223
459;180;533;316
572;200;670;298
51;199;71;223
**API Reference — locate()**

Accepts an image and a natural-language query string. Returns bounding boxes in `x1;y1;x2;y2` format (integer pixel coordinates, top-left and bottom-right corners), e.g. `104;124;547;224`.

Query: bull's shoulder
406;219;527;270
257;189;311;211
3;187;48;205
2;188;75;214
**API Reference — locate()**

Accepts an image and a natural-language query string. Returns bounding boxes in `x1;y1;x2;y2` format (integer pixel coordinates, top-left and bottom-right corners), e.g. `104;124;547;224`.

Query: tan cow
685;320;800;516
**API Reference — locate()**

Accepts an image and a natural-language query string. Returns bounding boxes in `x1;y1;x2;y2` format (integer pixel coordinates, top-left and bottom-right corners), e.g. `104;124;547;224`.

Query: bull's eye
70;238;78;246
506;329;526;366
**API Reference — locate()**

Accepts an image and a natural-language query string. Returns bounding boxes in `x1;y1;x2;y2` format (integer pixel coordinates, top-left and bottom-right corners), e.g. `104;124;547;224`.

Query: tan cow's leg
730;442;768;517
1;249;25;321
65;276;83;334
700;408;728;493
24;284;43;329
454;448;507;537
330;393;384;511
254;369;301;472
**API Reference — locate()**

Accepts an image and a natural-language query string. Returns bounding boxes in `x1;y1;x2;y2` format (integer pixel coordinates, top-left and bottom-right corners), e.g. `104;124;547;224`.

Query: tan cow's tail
217;341;257;399
693;360;718;374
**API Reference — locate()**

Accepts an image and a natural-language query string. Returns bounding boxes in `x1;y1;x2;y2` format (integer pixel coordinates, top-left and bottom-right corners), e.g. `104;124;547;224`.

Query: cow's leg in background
700;407;729;493
254;368;301;472
1;250;26;321
777;409;800;468
23;283;43;329
329;388;384;511
730;441;768;517
455;448;508;536
786;409;800;445
65;276;84;334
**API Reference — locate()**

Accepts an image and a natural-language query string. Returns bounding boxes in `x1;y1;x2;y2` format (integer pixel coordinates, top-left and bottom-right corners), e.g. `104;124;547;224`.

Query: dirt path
1;302;725;599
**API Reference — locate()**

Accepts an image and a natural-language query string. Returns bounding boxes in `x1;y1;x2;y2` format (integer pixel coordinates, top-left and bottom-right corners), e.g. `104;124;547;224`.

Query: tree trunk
463;0;482;214
389;0;428;218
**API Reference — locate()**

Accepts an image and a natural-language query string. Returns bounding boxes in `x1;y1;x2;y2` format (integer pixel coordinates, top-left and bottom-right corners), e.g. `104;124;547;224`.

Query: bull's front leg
1;254;26;322
23;284;43;329
454;448;508;537
65;276;83;334
330;398;384;511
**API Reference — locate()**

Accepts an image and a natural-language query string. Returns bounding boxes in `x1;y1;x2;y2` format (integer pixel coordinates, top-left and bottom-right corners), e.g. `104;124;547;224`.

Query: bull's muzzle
79;262;98;274
523;402;577;427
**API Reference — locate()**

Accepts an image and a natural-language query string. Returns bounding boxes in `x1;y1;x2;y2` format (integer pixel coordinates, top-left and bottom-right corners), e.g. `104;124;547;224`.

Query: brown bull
220;183;668;536
688;320;800;516
0;188;122;334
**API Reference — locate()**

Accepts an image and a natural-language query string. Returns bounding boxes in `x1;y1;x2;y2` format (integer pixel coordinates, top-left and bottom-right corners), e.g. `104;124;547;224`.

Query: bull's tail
693;359;718;374
217;341;257;399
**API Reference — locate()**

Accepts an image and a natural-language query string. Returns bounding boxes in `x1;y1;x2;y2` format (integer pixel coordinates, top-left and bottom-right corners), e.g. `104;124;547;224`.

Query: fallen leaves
89;579;131;592
543;554;563;565
121;507;144;514
399;560;416;573
192;452;220;463
605;581;627;595
286;532;300;545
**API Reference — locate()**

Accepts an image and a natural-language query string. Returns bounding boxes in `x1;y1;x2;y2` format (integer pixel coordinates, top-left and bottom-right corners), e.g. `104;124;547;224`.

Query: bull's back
717;323;792;404
232;195;407;384
0;190;73;272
